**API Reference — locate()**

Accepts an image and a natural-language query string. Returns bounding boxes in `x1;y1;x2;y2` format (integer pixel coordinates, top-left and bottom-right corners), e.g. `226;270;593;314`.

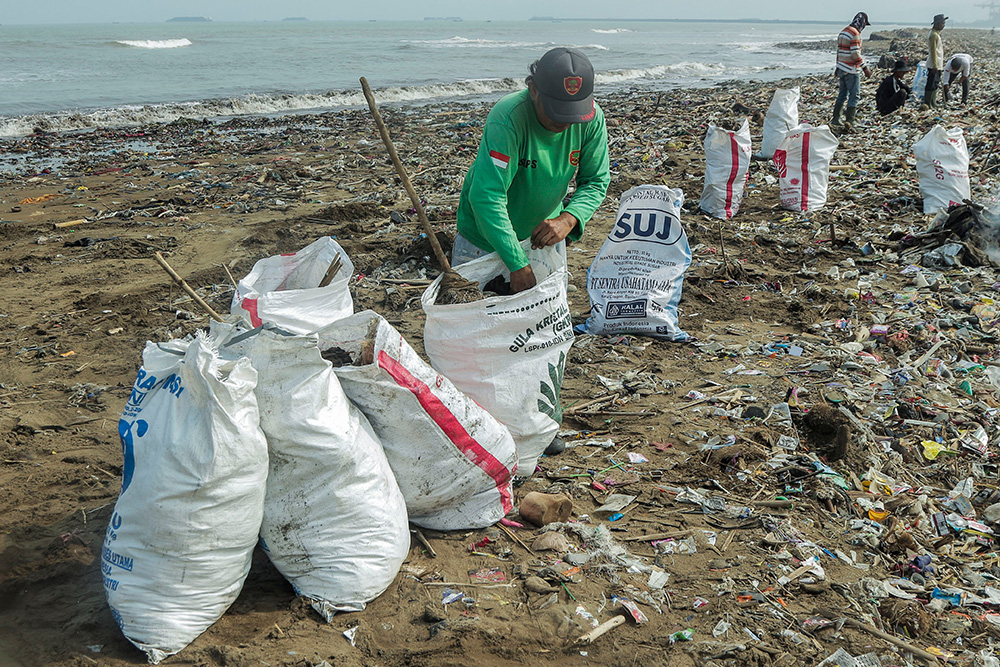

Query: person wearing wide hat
453;47;610;294
923;14;947;109
832;11;873;131
875;59;912;116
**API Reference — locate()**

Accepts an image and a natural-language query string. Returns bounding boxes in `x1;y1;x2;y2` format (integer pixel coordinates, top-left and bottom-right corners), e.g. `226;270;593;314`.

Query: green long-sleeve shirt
456;89;610;272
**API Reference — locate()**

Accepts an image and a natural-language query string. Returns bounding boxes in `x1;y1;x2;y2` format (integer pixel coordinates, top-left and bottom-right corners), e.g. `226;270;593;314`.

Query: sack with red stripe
773;123;839;212
231;237;354;334
317;311;517;531
700;119;751;219
913;125;970;214
248;329;409;620
421;241;573;476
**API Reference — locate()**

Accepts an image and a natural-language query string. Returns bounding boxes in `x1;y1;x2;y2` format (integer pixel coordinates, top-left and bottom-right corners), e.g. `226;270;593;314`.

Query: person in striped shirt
832;12;873;131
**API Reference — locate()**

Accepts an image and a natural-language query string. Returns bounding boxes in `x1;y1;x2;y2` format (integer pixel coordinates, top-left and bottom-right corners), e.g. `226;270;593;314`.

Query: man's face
935;19;946;30
528;82;571;134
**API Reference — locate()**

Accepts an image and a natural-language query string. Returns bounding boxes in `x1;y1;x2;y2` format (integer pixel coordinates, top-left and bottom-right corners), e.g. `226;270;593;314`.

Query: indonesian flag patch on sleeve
489;150;510;170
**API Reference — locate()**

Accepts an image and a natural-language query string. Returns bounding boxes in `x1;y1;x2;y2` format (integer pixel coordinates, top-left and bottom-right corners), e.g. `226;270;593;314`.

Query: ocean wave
113;38;193;49
596;61;783;84
591;28;632;33
400;36;550;48
0;78;523;137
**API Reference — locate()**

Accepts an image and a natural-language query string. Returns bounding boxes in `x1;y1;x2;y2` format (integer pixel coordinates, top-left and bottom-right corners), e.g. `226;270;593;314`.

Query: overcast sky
1;2;990;25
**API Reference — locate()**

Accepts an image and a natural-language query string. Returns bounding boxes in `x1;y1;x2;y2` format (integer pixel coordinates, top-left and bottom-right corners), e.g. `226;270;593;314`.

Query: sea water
0;19;876;137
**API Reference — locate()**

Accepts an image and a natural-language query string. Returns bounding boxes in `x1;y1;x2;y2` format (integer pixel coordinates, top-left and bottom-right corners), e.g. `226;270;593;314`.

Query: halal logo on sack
564;76;583;95
609;207;684;247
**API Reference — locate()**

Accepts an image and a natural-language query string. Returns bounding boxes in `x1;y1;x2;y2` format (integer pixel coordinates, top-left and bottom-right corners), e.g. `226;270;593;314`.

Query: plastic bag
773;123;839;211
913;125;970;213
231;236;354;334
317;310;517;530
249;329;409;620
104;332;268;663
700;119;751;219
421;241;574;475
585;185;690;341
911;61;927;101
759;87;799;159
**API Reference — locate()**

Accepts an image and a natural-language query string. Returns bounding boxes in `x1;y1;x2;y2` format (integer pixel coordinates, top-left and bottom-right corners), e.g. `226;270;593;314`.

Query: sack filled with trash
103;331;268;664
773;123;839;211
247;328;409;621
758;87;799;159
700;119;751;219
317;310;517;531
421;241;573;476
913;125;971;214
231;236;354;334
584;185;691;341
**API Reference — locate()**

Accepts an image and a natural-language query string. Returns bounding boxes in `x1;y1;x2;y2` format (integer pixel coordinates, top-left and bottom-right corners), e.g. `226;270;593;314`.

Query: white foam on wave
591;28;632;33
114;38;193;49
0;78;523;137
401;36;549;48
596;60;783;84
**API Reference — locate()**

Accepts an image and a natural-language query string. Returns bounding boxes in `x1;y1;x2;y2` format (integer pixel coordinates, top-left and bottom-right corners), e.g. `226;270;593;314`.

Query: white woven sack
700;119;751;219
913;125;970;213
759;87;799;159
249;329;408;621
585;185;691;341
231;236;354;334
421;241;573;476
773;123;840;211
317;310;517;530
104;332;267;664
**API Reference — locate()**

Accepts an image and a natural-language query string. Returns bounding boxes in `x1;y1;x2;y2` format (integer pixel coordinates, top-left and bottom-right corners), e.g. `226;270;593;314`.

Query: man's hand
862;66;872;78
510;265;537;293
531;212;578;249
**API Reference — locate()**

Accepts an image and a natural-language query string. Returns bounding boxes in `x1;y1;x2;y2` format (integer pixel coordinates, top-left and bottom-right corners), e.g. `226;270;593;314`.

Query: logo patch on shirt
564;76;583;95
489;150;510;170
569;150;581;166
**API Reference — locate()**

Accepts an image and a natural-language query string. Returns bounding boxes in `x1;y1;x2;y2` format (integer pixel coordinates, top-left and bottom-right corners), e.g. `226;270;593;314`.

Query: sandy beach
3;27;1000;667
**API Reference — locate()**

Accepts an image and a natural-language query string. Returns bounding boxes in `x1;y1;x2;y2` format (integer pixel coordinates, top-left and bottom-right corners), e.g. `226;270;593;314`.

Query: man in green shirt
454;47;611;293
922;13;946;109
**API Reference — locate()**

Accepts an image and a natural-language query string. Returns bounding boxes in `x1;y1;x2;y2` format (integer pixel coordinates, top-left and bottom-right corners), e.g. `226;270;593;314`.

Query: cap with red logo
531;47;595;124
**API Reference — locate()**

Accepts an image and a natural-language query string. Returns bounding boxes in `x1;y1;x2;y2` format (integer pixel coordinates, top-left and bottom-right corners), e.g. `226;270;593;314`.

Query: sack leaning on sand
700;119;752;219
913;125;971;214
758;86;800;160
103;331;268;664
248;329;410;622
585;185;691;342
422;241;575;476
231;236;354;334
318;310;518;531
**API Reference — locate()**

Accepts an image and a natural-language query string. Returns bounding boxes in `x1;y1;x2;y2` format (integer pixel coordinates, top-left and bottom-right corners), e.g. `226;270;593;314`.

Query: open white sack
913;125;970;213
700;119;751;219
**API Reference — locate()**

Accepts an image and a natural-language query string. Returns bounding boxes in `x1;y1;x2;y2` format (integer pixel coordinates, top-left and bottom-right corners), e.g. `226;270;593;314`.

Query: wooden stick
499;524;535;554
623;529;692;542
318;255;344;288
153;252;224;322
576;615;626;644
842;617;940;664
410;526;438;558
359;77;453;275
52;218;93;229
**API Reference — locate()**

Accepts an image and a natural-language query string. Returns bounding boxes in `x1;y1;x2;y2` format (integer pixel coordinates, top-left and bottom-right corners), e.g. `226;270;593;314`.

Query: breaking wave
591;28;633;33
596;61;780;84
114;38;193;49
400;36;608;51
0;78;524;137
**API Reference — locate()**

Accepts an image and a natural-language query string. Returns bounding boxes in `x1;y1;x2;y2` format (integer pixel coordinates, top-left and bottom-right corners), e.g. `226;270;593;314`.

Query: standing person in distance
923;14;947;109
453;47;610;294
875;60;912;116
832;11;873;132
942;53;973;105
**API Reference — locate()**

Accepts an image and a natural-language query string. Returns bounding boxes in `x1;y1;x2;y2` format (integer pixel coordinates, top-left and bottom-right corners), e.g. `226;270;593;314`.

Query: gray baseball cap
531;47;596;124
